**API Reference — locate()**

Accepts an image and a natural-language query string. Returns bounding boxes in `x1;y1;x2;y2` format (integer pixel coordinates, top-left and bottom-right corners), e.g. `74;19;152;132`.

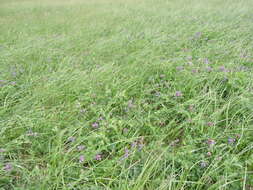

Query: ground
0;0;253;189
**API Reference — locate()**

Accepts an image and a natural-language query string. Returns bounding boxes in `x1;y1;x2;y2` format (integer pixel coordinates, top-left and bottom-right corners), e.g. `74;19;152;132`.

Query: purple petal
203;58;209;64
175;91;183;97
176;66;184;71
95;154;102;161
123;148;130;158
128;100;135;108
92;122;99;129
228;138;236;144
0;148;5;153
206;66;212;72
3;163;12;172
131;141;138;148
77;145;85;151
79;155;85;163
207;139;216;146
200;161;208;168
68;137;76;143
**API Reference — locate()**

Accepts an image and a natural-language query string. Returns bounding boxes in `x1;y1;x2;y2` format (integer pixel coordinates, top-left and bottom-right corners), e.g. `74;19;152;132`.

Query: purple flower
131;141;138;148
170;139;180;147
0;148;5;153
77;145;85;151
176;66;184;71
207;139;216;146
194;32;202;39
26;130;38;137
200;161;208;168
123;148;130;159
138;137;144;151
98;116;104;121
222;77;228;83
207;152;212;156
207;122;214;127
92;122;99;129
138;143;144;151
95;154;102;161
159;121;166;126
128;100;135;108
192;68;198;73
3;163;12;172
204;58;209;64
79;155;85;163
228;138;236;144
68;136;76;143
219;66;226;72
175;91;183;97
206;66;212;72
12;72;17;77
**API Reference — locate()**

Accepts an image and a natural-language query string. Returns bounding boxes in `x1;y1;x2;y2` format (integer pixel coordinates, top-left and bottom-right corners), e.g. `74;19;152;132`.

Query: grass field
1;0;253;189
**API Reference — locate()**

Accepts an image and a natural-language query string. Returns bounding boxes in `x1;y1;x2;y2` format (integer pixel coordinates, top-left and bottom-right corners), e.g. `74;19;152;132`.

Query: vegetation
0;0;253;189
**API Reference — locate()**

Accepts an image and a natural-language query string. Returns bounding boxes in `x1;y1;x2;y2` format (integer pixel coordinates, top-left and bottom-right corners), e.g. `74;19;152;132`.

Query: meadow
0;0;253;189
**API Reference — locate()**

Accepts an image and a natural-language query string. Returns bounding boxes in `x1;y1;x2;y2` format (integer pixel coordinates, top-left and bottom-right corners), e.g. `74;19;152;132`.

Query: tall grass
0;0;253;189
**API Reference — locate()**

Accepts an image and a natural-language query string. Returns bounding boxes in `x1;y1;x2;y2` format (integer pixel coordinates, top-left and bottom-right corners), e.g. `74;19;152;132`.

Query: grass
0;0;253;189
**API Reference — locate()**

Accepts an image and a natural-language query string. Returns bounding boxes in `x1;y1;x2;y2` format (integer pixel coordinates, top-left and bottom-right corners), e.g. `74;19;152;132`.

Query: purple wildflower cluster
3;163;12;172
95;154;102;161
91;116;105;129
207;152;212;156
92;122;99;129
0;80;16;87
26;130;38;137
79;155;85;163
0;148;5;153
191;68;199;73
200;161;208;168
203;58;209;64
176;66;184;71
170;139;180;147
175;91;183;97
228;138;236;144
77;145;85;151
207;139;216;146
77;148;104;163
68;136;76;143
123;148;130;158
120;137;145;161
131;137;145;151
0;148;12;172
127;100;135;109
206;66;212;72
